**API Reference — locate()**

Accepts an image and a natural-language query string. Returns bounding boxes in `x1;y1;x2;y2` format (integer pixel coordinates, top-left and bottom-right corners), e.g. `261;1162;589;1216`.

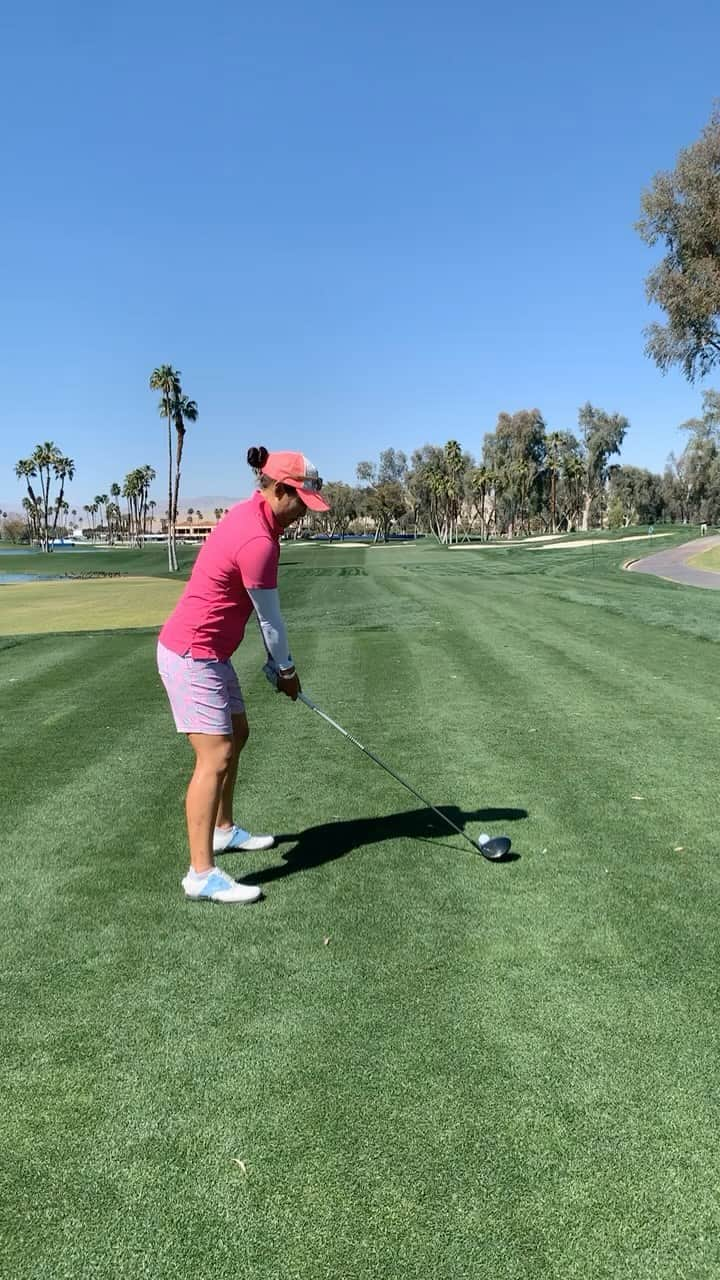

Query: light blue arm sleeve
247;587;293;669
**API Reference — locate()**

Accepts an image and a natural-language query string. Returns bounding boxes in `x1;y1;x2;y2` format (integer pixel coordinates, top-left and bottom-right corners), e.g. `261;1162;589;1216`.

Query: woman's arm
247;586;294;672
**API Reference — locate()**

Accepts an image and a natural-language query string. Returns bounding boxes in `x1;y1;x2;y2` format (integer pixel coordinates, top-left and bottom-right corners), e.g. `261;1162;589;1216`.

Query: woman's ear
274;481;286;498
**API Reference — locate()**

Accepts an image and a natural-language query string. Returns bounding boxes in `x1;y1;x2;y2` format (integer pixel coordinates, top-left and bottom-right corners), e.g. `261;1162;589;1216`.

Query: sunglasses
285;473;324;492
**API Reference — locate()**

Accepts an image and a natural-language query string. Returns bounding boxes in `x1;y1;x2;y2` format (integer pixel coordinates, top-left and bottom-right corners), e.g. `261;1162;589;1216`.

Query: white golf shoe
182;867;262;904
213;824;275;853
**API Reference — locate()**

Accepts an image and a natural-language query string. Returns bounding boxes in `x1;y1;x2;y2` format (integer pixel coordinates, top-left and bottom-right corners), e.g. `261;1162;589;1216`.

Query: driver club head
477;832;512;861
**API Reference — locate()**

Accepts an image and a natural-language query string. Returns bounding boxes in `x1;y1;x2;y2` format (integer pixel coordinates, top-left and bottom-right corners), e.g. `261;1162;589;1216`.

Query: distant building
174;519;218;542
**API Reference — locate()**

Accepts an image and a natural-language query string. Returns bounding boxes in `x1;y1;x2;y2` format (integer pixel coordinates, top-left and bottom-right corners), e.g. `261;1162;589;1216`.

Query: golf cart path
625;534;720;589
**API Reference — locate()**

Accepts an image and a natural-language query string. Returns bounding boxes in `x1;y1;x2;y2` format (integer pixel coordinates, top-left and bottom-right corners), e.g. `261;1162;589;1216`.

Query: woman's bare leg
215;713;250;831
186;733;234;872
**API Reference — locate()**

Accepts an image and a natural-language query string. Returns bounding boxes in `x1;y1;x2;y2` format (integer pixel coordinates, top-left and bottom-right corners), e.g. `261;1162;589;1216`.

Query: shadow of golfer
241;804;527;885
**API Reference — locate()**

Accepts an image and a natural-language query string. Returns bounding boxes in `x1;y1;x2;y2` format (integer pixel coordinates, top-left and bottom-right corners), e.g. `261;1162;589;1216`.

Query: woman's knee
191;734;235;775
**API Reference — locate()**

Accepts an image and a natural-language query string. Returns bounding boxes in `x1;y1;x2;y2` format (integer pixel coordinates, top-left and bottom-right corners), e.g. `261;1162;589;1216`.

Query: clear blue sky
1;0;719;511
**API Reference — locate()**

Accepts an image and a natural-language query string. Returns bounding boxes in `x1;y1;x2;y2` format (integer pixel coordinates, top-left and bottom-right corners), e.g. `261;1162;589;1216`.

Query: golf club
263;664;512;860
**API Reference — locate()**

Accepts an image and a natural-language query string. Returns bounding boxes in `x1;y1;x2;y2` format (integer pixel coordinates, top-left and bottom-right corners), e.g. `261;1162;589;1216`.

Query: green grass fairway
688;544;720;573
3;532;720;1278
0;543;199;579
0;577;185;635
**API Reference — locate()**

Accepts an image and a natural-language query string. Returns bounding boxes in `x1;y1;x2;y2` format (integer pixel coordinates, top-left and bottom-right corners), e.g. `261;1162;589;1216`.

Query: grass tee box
0;577;185;635
3;533;720;1278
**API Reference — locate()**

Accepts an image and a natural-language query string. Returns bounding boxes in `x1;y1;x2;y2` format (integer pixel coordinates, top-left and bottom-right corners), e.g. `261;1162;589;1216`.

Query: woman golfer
157;446;330;904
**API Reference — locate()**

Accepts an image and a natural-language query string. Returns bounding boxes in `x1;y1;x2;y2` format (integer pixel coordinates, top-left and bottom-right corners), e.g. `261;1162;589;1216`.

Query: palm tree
443;440;464;544
122;470;143;546
32;443;60;550
471;466;492;540
150;368;199;568
214;506;223;522
22;496;40;543
106;502;121;541
16;444;74;550
47;453;75;547
15;458;40;542
109;483;121;544
512;459;534;535
169;393;199;550
139;465;156;540
94;495;109;541
150;364;182;570
187;507;195;525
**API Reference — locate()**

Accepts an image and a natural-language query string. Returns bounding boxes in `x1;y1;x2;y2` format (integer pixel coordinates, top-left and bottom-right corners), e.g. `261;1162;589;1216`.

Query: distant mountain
174;494;249;515
0;493;253;521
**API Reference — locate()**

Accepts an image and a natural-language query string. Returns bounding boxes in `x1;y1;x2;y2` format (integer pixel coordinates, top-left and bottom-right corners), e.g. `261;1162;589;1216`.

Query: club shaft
298;692;479;851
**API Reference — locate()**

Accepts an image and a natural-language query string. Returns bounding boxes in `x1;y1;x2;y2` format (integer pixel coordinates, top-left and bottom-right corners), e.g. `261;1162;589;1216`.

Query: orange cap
261;450;330;512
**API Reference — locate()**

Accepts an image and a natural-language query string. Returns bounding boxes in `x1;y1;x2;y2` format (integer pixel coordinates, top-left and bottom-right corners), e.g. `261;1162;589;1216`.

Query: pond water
0;573;63;584
0;546;102;556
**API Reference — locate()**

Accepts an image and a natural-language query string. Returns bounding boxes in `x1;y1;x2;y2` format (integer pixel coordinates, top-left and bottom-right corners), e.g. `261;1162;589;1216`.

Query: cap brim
299;488;330;512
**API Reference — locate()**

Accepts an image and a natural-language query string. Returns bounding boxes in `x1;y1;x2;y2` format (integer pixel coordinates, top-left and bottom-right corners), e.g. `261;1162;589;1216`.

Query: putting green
0;576;184;635
687;545;720;573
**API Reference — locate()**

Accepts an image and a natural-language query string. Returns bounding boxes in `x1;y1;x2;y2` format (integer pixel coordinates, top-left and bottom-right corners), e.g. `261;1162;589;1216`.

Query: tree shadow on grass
240;804;527;885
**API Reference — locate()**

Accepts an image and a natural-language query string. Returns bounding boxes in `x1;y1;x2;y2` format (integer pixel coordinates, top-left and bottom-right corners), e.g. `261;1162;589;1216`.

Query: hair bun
247;445;269;472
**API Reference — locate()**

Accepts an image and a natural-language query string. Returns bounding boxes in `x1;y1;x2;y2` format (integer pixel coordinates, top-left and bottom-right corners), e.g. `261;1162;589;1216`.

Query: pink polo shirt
159;490;284;661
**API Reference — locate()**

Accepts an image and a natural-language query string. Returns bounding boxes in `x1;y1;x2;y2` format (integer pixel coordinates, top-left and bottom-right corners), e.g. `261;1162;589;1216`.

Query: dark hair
247;445;269;472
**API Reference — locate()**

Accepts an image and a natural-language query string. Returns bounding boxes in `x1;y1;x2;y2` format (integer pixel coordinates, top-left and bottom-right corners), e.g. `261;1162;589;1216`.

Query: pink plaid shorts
157;641;245;735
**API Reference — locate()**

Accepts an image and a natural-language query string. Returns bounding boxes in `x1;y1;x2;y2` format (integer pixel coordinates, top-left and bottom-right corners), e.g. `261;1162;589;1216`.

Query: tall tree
94;494;110;540
404;441;474;543
22;496;40;543
407;445;448;541
469;465;494;540
377;449;409;485
140;465;156;538
356;455;410;542
441;440;466;543
637;105;720;380
169;393;198;545
546;431;565;533
14;459;41;537
149;364;181;570
482;409;546;537
672;389;720;521
560;452;585;532
608;466;665;526
364;481;407;542
47;450;75;547
318;482;358;541
109;483;122;544
577;404;629;530
121;466;155;546
122;471;141;545
15;443;75;551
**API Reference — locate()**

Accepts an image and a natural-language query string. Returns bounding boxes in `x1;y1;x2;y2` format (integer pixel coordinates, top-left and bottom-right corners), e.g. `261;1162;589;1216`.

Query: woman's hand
277;667;301;700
